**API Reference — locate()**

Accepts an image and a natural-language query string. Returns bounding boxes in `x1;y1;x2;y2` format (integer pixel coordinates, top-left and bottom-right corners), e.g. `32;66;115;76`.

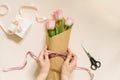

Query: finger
69;53;77;63
67;48;72;54
39;45;47;58
65;54;72;64
68;48;76;57
43;45;48;56
44;50;49;60
68;48;75;56
44;45;48;51
70;59;77;68
39;50;46;61
72;53;77;60
39;50;43;57
44;45;49;60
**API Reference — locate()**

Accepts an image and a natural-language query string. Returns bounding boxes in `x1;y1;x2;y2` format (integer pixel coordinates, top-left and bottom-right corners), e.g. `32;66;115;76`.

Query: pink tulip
46;19;55;29
65;17;74;26
53;9;64;20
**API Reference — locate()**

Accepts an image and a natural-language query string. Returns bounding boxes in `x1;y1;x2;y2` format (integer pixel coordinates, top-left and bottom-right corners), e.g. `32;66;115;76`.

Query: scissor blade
81;46;91;57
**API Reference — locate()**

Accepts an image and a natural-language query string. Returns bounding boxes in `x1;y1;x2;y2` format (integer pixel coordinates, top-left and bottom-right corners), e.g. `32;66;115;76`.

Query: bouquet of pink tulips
46;9;74;37
45;9;74;80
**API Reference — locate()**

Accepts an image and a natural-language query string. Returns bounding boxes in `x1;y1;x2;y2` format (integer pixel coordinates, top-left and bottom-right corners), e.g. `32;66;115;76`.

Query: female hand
61;49;77;80
36;46;50;80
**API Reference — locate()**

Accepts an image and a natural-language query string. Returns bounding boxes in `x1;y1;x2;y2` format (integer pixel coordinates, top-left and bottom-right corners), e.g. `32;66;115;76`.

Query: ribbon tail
2;61;27;72
2;51;38;72
75;67;94;80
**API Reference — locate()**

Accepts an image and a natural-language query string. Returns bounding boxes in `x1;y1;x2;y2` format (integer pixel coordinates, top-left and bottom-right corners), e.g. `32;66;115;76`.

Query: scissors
82;46;101;70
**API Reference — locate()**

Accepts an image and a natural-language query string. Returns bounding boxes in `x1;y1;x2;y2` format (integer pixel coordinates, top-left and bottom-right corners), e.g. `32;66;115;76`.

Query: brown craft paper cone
46;29;71;53
46;29;71;80
46;56;64;80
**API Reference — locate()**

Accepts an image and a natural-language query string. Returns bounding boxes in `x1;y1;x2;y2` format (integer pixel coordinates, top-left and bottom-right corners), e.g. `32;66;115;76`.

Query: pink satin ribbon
1;51;94;80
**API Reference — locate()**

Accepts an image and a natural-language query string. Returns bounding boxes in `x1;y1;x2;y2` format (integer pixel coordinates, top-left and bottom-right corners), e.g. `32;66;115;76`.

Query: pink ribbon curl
1;51;94;80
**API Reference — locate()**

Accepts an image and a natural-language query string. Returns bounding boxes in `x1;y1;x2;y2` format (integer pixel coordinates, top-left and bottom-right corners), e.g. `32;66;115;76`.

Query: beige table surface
0;0;120;80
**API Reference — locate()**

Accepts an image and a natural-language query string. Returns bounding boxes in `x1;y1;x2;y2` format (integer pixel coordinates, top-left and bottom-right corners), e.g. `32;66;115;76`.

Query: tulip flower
46;19;55;29
46;19;56;37
53;9;64;21
65;17;74;26
53;9;65;34
64;17;74;30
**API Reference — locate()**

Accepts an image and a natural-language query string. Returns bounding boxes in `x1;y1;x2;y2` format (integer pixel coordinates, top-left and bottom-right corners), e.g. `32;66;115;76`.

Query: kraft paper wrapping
46;29;71;80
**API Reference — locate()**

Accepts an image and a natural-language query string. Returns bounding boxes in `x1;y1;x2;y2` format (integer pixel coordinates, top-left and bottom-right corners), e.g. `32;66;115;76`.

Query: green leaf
55;27;59;35
49;30;55;37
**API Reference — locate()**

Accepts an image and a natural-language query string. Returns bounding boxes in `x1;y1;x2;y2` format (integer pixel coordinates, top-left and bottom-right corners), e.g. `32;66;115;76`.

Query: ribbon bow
12;15;23;33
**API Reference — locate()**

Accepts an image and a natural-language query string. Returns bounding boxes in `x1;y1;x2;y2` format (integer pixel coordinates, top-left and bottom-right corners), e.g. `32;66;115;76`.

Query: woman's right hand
61;49;77;80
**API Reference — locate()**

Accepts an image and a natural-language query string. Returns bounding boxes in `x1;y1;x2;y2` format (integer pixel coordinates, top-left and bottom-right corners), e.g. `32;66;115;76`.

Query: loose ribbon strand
19;4;47;23
1;51;94;80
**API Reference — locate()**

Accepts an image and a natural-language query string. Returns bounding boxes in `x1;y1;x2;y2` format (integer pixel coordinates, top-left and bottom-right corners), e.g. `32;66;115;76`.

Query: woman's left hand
37;46;50;79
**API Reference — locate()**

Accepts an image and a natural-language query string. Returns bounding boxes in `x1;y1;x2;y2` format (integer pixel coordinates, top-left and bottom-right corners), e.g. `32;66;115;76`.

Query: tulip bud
46;19;55;29
65;17;74;26
53;9;64;21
